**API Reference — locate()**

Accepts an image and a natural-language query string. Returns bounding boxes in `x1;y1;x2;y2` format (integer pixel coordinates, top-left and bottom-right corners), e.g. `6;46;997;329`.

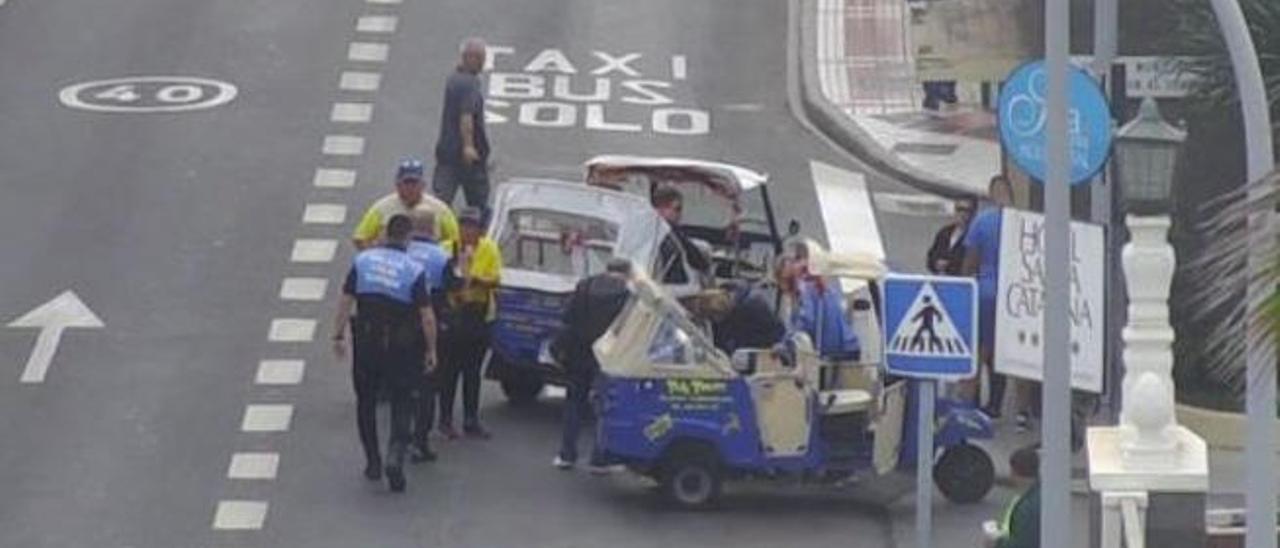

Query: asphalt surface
0;0;956;547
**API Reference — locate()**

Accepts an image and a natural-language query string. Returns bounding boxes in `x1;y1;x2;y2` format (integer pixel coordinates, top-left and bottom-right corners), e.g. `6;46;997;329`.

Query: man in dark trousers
405;210;454;463
695;283;786;355
552;258;634;471
433;38;491;209
330;214;438;493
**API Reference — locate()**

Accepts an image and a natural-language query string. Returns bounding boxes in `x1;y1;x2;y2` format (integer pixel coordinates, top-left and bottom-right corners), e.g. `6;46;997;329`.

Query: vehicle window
647;315;691;366
498;209;619;277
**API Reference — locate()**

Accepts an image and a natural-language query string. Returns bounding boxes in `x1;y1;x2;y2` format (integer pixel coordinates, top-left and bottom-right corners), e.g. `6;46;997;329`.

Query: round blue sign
997;60;1113;186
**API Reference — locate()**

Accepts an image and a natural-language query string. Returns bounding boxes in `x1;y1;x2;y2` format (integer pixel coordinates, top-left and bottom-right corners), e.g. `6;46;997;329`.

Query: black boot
364;454;383;481
385;443;407;493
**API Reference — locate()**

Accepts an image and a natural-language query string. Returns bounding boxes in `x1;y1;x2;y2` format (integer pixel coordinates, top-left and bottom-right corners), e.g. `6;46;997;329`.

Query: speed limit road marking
58;76;238;113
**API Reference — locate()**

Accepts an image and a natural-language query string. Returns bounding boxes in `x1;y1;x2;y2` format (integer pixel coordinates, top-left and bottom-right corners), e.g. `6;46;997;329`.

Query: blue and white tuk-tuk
590;246;996;509
483;178;676;403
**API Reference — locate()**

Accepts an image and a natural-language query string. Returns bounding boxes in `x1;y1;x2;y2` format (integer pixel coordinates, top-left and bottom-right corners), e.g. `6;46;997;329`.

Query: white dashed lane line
339;71;382;92
331;102;374;123
214;2;401;535
289;238;338;263
240;404;294;432
347;42;389;63
227;452;281;480
313;167;357;188
302;203;348;225
356;15;398;34
213;500;269;530
255;359;306;385
279;277;329;301
321;135;366;156
267;318;317;342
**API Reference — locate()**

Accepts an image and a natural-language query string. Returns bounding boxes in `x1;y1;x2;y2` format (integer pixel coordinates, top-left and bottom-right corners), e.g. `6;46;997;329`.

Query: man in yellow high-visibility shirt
353;160;460;250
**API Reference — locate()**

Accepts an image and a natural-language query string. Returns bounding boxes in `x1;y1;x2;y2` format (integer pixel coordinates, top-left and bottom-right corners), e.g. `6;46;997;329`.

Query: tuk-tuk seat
820;388;873;415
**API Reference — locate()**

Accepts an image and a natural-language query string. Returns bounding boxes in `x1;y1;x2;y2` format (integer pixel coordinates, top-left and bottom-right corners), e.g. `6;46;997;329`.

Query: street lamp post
1087;97;1209;547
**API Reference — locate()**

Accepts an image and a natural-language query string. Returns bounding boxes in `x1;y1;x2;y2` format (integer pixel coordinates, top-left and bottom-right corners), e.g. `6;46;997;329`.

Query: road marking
720;102;765;112
302;203;347;224
6;291;104;384
330;102;373;123
313;168;356;188
58;76;238;114
279;278;328;301
347;42;389;63
339;71;381;92
268;318;316;342
227;452;280;480
290;239;338;263
671;55;687;80
255;360;305;385
241;404;294;432
366;0;402;4
322;135;365;156
356;15;398;34
213;500;268;530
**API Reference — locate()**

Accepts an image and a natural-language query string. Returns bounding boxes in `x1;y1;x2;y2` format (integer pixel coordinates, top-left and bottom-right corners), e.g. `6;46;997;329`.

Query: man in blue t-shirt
963;175;1013;419
433;38;491;209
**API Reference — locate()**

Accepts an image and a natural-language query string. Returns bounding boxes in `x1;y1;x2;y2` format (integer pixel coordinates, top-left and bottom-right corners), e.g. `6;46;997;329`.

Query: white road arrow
7;291;104;383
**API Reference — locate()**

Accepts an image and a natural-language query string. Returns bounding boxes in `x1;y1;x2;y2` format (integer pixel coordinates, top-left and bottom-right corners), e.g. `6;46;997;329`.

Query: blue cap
396;159;425;182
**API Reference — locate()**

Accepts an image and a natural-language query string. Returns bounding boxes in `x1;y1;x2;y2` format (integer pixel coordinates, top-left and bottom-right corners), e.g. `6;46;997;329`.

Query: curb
791;0;976;200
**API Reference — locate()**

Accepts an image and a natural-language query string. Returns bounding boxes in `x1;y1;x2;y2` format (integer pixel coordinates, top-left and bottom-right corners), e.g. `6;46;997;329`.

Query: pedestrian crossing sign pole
882;273;978;380
881;273;977;548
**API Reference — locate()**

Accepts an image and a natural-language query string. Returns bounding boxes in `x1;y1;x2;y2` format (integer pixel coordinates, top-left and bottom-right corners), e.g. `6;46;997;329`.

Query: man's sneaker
981;405;1002;420
438;423;460;441
463;423;492;440
410;442;437;464
1015;411;1031;432
385;464;406;492
553;455;575;470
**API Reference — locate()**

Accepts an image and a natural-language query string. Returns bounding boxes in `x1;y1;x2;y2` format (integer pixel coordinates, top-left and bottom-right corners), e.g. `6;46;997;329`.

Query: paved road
0;0;959;546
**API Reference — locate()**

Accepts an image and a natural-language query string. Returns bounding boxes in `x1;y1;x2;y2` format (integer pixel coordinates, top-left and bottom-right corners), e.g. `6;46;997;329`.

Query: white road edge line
213;500;269;530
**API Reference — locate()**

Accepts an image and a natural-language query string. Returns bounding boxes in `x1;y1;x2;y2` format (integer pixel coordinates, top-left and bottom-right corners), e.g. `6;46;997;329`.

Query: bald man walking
433;37;491;210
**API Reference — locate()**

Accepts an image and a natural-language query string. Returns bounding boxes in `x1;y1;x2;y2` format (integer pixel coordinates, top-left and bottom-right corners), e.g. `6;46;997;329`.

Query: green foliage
1173;0;1280;153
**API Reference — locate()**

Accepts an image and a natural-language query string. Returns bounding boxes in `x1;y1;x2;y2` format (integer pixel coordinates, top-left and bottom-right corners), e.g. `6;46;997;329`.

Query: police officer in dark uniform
331;214;438;493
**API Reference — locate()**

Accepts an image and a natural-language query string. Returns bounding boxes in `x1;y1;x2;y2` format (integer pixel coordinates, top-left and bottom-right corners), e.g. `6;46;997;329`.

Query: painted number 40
59;76;238;113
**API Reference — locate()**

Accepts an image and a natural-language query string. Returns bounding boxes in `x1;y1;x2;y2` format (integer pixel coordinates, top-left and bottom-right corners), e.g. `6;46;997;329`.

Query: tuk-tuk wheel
500;378;544;405
658;444;723;510
933;442;995;504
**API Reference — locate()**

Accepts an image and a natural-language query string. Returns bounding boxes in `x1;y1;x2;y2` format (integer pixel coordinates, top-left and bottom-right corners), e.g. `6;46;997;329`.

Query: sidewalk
810;0;1001;196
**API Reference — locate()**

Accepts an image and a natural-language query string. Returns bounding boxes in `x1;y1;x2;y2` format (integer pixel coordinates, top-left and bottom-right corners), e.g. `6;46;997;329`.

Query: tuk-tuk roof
489;178;672;287
584;155;769;197
791;238;887;281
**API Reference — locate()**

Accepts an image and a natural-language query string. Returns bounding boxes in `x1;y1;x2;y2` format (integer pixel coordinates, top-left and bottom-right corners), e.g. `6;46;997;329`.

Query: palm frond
1181;170;1280;396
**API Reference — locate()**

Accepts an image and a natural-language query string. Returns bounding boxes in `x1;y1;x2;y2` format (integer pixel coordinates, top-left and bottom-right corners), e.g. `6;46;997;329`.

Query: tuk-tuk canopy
584;155;769;200
489;178;672;291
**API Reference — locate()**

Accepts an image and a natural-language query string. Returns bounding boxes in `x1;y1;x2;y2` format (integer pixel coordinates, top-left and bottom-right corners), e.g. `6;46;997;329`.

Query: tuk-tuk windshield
497;208;619;277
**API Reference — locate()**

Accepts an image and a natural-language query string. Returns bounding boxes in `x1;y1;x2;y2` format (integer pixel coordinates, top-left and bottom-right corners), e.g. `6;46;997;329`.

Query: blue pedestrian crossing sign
882;274;978;380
